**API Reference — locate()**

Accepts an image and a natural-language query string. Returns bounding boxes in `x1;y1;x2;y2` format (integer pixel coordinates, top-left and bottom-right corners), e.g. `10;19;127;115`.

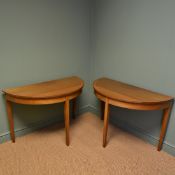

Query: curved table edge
2;83;84;100
5;90;82;105
95;91;173;111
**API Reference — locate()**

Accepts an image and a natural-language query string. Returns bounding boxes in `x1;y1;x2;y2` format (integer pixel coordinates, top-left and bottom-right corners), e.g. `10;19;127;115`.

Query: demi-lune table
93;77;173;151
3;76;84;146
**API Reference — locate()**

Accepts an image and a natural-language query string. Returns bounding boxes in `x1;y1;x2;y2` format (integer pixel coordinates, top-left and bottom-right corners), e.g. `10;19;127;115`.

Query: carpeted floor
0;112;175;175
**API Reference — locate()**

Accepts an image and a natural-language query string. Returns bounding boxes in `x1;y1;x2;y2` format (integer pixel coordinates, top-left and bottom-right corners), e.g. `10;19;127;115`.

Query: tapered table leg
103;98;109;147
157;102;173;151
6;100;15;142
72;98;76;119
64;97;70;146
100;101;105;120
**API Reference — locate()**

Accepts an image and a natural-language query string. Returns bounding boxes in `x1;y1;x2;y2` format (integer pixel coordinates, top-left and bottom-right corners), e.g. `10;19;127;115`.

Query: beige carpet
0;112;175;175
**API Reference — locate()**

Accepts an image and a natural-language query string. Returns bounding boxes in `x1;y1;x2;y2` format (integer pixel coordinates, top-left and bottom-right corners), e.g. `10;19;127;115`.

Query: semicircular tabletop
3;76;84;99
93;78;173;104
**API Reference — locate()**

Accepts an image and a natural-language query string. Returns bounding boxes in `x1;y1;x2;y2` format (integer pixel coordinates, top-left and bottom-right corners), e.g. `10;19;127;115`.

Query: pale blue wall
90;0;175;154
1;0;175;156
0;0;91;141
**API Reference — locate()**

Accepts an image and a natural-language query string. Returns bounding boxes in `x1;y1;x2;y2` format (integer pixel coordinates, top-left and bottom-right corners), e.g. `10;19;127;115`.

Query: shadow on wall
93;96;163;140
12;103;64;128
110;106;162;139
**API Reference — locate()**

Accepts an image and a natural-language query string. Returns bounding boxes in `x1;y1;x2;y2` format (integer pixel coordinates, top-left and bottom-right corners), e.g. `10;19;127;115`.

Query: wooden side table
3;76;84;146
93;77;173;151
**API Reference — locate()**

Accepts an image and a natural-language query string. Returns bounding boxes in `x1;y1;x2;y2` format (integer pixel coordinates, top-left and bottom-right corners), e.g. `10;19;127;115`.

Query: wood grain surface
3;76;84;99
94;78;173;104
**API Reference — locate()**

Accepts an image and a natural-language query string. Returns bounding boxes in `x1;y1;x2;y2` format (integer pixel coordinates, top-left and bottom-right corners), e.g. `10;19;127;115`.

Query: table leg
6;100;15;143
100;101;105;120
157;102;173;151
72;98;76;119
103;98;109;147
64;97;70;146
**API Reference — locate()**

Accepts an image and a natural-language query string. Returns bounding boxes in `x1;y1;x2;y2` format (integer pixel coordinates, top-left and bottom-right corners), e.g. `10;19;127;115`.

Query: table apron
95;92;171;111
6;91;81;105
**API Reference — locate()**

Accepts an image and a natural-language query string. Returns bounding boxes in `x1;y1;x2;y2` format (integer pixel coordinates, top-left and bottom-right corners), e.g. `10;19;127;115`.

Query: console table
3;76;84;146
93;77;173;151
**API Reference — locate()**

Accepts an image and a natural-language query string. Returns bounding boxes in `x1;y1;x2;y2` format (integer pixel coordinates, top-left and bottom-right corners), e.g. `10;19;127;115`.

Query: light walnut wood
103;98;109;147
94;78;172;104
158;102;173;151
93;77;174;151
5;91;81;105
3;76;84;146
5;100;15;142
95;92;170;111
3;76;84;99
